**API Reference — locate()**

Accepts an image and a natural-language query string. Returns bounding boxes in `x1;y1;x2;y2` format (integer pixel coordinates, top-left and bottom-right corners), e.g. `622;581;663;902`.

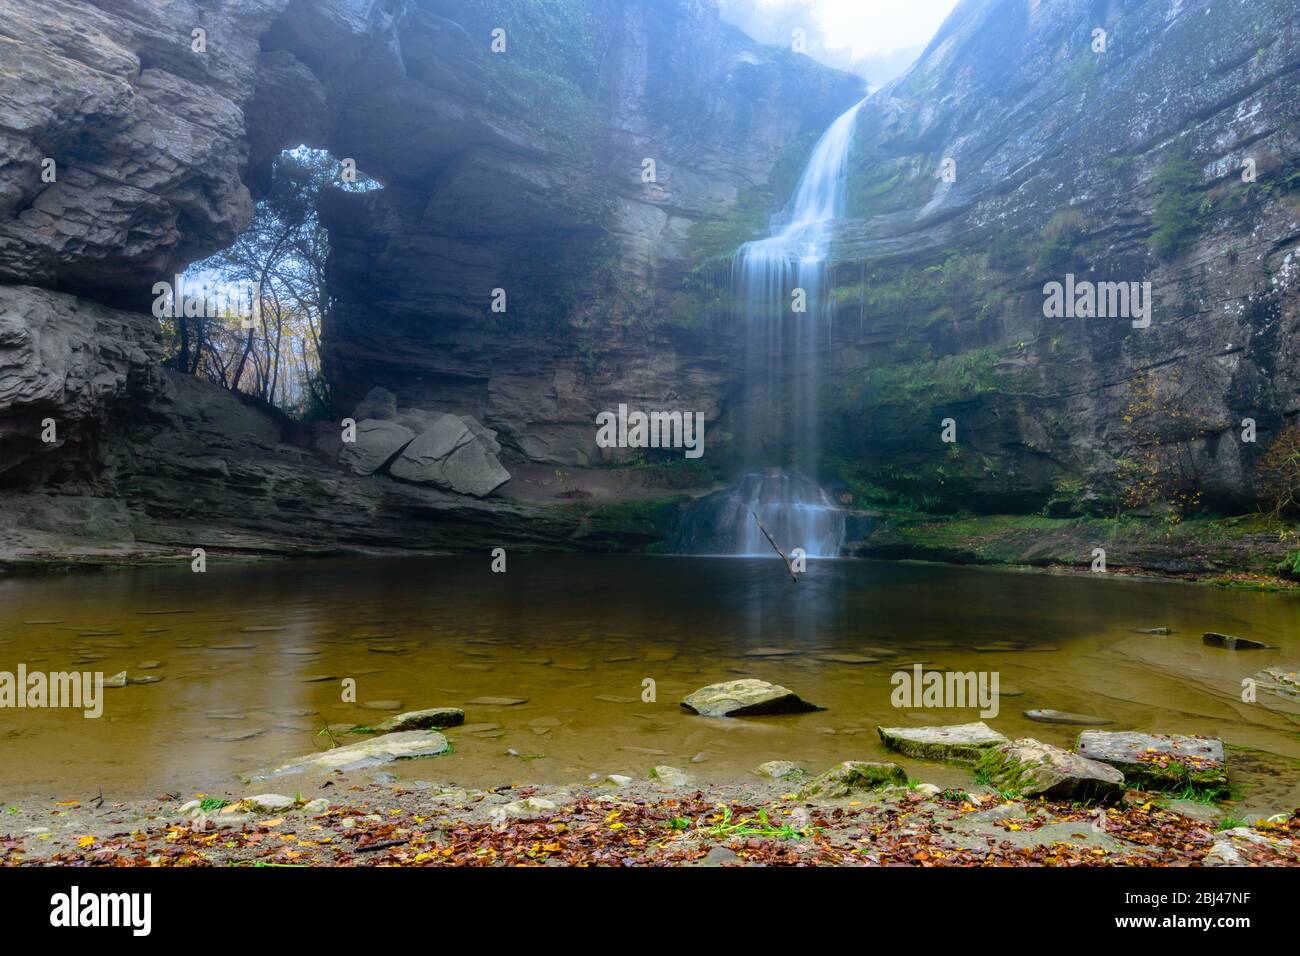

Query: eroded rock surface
681;679;821;718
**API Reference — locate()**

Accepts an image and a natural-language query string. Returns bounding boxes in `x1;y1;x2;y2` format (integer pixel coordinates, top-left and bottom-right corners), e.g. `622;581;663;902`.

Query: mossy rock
374;707;465;733
975;738;1125;803
797;761;907;801
1075;731;1228;797
877;721;1008;764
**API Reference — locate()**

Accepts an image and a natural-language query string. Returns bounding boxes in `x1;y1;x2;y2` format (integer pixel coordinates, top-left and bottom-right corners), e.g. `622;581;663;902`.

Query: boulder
338;419;413;475
353;386;398;421
461;415;502;456
389;413;510;496
1203;827;1300;866
437;432;512;497
753;760;807;781
260;730;449;778
373;707;465;733
649;765;690;786
1075;731;1228;795
975;738;1125;802
680;679;821;718
1203;632;1270;650
491;797;557;821
877;721;1008;764
797;761;907;801
243;793;296;814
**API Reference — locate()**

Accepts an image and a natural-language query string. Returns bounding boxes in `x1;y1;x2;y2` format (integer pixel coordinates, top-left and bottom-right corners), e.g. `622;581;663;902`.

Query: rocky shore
4;768;1296;868
5;691;1296;867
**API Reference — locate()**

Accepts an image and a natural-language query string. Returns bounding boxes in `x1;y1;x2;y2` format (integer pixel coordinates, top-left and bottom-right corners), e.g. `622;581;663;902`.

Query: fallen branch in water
752;512;797;583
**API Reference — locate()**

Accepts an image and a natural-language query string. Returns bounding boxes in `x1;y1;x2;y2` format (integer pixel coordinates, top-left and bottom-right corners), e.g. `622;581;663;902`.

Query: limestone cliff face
287;0;863;464
1;0;1296;558
815;0;1300;514
0;0;858;553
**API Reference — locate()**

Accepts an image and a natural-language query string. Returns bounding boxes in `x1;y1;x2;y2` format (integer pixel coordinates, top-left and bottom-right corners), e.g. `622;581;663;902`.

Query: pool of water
1;555;1298;808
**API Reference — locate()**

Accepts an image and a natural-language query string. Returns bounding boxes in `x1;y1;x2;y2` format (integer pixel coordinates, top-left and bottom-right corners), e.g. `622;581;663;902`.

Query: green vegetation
1277;549;1300;581
1035;209;1090;272
704;806;810;841
860;346;1003;407
1149;156;1202;260
571;496;691;552
831;253;1001;330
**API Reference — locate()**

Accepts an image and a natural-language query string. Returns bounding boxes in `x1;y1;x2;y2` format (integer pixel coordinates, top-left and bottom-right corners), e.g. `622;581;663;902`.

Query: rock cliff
1;0;1297;560
0;0;858;556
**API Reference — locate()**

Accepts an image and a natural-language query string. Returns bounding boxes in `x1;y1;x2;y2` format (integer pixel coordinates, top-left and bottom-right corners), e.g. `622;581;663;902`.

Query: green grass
704;806;810;841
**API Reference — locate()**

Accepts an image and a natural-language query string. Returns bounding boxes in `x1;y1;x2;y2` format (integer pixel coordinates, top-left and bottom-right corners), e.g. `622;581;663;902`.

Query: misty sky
717;0;961;86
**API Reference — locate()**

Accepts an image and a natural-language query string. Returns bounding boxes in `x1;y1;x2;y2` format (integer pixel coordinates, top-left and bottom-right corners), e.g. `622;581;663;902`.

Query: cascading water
723;97;867;558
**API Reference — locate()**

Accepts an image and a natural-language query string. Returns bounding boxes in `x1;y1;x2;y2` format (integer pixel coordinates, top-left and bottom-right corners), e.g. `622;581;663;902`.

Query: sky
717;0;962;85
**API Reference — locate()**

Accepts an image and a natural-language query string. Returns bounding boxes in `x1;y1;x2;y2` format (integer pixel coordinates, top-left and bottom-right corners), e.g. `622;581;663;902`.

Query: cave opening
156;147;381;421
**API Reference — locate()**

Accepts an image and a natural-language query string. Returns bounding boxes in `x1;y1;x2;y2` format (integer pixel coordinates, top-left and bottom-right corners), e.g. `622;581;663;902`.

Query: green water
1;555;1297;808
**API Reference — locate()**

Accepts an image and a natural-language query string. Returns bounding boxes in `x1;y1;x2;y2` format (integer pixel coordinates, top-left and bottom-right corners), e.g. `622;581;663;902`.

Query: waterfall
726;97;866;558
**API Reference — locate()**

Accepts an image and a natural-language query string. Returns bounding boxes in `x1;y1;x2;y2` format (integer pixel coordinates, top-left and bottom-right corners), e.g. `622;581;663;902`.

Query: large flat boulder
438;433;512;497
338;418;413;475
877;721;1008;764
797;760;907;801
1075;731;1228;795
259;730;449;778
680;679;821;718
975;738;1125;802
389;413;510;496
374;707;464;733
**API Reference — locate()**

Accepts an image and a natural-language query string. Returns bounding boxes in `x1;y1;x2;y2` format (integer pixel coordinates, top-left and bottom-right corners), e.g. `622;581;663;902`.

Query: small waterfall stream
722;98;867;557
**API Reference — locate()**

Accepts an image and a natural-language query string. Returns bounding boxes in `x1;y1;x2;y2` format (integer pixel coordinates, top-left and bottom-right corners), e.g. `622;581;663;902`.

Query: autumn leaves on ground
3;780;1298;868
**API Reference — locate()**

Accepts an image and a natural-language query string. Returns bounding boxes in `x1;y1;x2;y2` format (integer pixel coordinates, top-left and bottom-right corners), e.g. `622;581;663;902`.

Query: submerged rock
1024;709;1112;726
260;730;449;778
975;739;1125;802
1076;731;1228;795
877;721;1008;764
1203;632;1270;650
374;707;465;733
680;679;821;718
466;696;529;706
1255;666;1300;701
797;761;907;801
